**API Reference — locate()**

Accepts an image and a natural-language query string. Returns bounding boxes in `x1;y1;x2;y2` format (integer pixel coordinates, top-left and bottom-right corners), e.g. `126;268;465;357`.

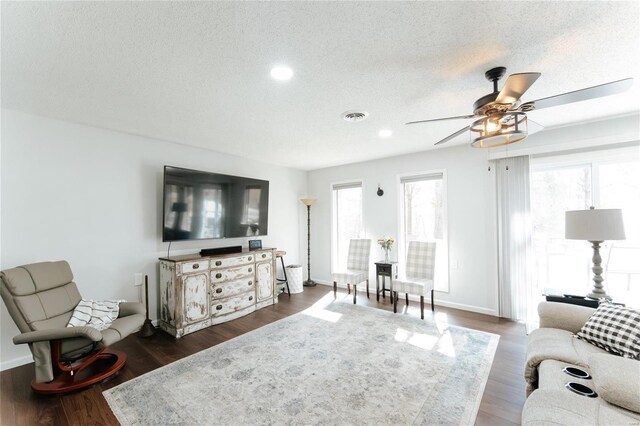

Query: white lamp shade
565;208;626;241
300;198;317;206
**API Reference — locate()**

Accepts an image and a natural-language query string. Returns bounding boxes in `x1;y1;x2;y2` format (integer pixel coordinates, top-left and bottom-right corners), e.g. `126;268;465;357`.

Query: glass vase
384;249;390;263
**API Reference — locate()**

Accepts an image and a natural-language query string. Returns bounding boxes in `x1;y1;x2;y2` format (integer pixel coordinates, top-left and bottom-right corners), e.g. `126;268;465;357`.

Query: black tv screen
162;166;269;242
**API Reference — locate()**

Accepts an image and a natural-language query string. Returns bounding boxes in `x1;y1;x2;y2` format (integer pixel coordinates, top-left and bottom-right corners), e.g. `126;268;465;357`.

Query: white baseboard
314;280;498;317
0;354;32;371
433;300;497;317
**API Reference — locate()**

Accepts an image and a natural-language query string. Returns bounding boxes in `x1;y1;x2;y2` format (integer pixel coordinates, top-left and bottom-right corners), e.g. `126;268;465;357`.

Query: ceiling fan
406;67;633;148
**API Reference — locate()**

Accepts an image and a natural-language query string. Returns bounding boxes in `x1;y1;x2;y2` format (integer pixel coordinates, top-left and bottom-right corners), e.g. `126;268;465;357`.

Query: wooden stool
275;250;291;296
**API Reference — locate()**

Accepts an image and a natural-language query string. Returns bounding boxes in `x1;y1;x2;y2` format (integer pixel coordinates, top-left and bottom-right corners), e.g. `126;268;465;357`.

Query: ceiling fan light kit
470;112;528;148
406;66;633;149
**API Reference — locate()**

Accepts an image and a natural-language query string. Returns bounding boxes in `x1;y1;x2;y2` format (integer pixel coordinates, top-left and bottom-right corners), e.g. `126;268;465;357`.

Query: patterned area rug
104;298;499;425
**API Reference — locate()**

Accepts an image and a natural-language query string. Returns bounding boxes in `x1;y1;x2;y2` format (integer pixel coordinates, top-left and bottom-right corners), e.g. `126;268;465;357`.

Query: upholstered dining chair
332;239;372;304
0;260;145;393
393;241;436;319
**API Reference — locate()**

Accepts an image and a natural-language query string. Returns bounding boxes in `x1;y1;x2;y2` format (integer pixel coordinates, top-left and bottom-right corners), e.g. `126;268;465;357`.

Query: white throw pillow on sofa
577;302;640;359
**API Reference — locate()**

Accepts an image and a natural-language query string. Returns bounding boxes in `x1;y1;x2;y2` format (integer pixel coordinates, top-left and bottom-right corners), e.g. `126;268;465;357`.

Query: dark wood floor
0;285;527;425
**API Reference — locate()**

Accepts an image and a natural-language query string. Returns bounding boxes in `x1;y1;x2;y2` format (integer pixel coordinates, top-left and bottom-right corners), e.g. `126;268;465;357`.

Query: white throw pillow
577;302;640;359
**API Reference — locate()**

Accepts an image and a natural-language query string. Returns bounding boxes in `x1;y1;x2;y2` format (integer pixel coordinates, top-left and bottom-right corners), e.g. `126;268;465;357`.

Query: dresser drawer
255;251;273;262
211;277;254;300
180;260;209;275
211;293;255;317
210;265;254;283
210;255;254;269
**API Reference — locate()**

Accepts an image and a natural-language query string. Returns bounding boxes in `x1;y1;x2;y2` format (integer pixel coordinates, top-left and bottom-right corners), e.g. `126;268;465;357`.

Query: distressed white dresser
158;248;276;337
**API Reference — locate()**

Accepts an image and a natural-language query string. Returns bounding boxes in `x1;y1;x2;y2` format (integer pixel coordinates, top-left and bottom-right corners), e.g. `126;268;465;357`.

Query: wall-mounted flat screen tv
162;166;269;242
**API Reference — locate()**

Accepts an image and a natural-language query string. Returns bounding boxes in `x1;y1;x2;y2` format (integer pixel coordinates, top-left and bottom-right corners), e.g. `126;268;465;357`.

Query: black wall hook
377;186;384;196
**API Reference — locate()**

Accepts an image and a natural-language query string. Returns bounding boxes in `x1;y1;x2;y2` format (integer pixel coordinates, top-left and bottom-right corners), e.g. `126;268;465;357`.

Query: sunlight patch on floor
301;291;343;323
436;330;456;357
394;327;438;350
434;312;450;334
394;326;456;358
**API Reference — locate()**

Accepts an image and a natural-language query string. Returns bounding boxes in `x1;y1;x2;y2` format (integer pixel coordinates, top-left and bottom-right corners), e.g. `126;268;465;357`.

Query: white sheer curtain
495;155;533;322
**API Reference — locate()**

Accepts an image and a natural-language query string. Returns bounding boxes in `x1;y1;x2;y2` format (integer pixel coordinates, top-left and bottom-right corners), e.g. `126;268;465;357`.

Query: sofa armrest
13;326;103;345
538;301;595;334
590;353;640;414
119;301;145;317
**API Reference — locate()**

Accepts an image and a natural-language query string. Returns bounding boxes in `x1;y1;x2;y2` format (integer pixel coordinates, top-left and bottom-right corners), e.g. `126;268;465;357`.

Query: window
332;182;363;270
530;148;640;307
399;172;448;291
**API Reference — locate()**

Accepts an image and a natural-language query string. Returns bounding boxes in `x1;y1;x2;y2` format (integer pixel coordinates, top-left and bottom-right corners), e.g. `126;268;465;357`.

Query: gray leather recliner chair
0;260;145;393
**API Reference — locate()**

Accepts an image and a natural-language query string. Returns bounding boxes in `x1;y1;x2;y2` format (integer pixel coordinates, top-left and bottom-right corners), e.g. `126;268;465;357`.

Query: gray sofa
522;301;640;425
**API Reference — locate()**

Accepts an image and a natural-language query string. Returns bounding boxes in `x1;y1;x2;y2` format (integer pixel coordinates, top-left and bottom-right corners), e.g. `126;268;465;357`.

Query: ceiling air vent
342;111;369;122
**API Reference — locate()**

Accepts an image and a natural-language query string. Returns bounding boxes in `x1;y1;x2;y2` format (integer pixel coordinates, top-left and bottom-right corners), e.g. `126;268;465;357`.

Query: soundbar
200;245;243;256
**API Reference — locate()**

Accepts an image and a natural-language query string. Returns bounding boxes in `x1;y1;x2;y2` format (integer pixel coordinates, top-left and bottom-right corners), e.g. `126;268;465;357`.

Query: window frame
396;169;449;293
330;179;365;271
529;145;640;301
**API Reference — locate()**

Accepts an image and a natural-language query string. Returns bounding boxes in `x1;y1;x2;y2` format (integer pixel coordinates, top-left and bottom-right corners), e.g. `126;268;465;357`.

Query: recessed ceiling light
270;66;293;81
378;129;393;138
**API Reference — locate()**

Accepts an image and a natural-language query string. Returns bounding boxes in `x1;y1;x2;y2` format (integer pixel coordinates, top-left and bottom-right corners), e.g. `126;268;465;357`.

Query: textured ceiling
2;2;639;170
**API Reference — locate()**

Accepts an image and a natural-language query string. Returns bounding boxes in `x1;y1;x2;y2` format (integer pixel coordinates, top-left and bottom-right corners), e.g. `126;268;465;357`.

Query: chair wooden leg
366;280;370;298
333;281;337;297
420;296;424;320
393;291;398;313
353;285;357;304
347;284;351;294
431;289;435;311
405;293;409;306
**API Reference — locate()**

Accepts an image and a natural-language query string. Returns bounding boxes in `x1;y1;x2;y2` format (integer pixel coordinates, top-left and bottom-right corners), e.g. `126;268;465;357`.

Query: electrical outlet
134;273;143;287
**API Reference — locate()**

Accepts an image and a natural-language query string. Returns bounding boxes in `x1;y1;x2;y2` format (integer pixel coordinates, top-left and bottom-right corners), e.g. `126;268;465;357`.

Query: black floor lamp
300;198;317;287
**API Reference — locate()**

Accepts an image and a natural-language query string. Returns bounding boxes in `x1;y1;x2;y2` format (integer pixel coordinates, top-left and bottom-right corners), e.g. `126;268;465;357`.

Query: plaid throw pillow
577;302;640;359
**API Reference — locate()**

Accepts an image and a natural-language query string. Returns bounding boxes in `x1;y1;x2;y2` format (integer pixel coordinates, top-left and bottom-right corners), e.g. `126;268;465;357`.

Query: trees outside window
332;183;363;270
400;172;448;291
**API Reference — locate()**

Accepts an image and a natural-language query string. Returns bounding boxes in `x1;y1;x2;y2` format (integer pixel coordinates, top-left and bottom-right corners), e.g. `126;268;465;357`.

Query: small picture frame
248;240;262;251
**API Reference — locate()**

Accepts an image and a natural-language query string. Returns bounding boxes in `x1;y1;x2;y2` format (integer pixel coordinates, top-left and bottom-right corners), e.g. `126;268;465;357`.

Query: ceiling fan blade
405;115;476;125
434;126;470;146
495;72;541;105
518;78;633;111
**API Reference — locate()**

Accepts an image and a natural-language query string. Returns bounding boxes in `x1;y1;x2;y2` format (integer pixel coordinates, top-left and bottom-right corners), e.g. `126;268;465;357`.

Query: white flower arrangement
377;237;395;251
377;237;394;262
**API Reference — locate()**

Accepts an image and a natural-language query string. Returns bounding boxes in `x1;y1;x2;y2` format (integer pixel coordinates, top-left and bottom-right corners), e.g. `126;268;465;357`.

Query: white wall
307;113;640;317
0;109;307;369
308;144;500;316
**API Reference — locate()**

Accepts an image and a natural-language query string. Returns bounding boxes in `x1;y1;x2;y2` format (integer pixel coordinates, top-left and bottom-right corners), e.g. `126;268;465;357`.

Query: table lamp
565;207;626;300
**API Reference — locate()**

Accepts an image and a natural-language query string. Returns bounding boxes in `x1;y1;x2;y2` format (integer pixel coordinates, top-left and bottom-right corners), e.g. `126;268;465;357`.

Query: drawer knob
216;304;223;310
215;273;222;279
248;281;253;286
249;296;253;301
248;267;253;273
215;261;222;266
215;288;222;294
192;264;200;269
262;254;267;258
248;256;252;261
